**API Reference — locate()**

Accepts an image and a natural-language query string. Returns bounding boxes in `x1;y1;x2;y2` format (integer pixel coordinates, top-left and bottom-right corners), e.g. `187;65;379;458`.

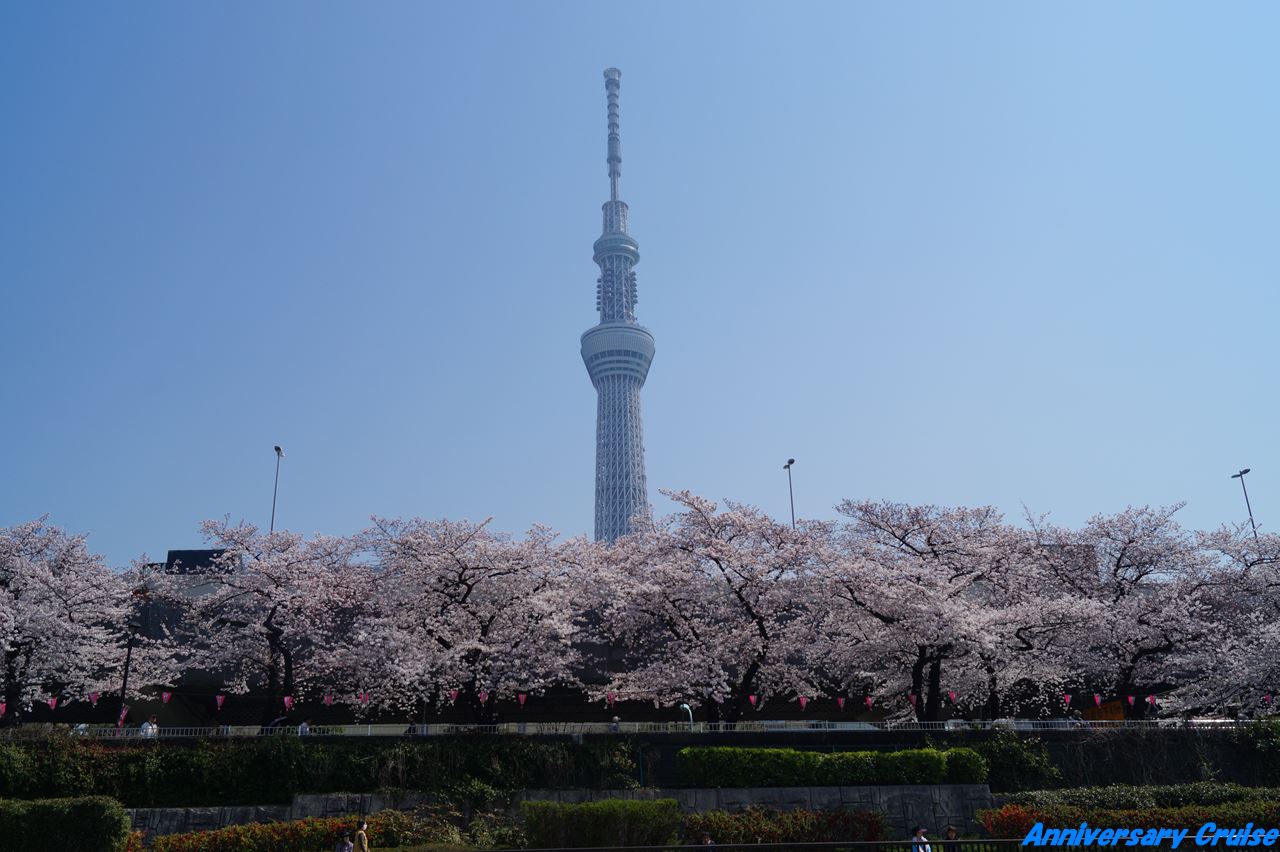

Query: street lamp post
783;459;796;529
1231;468;1260;543
270;446;284;533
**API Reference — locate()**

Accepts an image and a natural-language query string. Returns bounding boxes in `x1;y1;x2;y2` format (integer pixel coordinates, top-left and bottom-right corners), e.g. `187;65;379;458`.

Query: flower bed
978;800;1280;839
684;806;884;842
151;809;461;852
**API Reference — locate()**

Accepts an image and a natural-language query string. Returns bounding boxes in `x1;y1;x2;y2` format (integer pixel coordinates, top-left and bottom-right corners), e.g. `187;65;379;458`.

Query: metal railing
480;842;1024;852
0;717;1255;739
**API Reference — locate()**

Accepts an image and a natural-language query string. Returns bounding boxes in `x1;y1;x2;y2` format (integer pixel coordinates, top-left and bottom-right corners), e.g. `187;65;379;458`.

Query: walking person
700;832;716;848
140;715;159;739
911;826;931;852
334;832;354;852
354;819;369;852
942;825;960;852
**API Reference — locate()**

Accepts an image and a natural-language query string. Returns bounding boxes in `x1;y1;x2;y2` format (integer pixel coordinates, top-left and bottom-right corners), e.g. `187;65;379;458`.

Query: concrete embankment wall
128;784;994;839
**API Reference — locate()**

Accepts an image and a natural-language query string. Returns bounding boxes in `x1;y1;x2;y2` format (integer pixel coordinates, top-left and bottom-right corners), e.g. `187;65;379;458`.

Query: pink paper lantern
836;696;846;710
1147;695;1156;706
1093;693;1102;707
117;704;129;726
606;691;616;707
161;691;172;704
1063;693;1072;707
907;693;917;707
478;691;489;704
215;695;226;710
282;696;294;711
358;691;370;705
0;702;6;717
948;690;957;704
322;693;334;706
1265;694;1273;705
448;689;459;704
1127;695;1135;706
748;694;757;707
517;692;527;706
864;696;873;709
798;696;809;711
46;697;58;710
89;692;100;707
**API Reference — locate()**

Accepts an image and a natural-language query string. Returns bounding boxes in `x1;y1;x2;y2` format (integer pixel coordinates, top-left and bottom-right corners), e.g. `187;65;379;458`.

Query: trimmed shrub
0;795;131;852
813;751;879;786
467;810;527;849
974;730;1060;792
1006;782;1280;810
679;746;976;787
150;808;460;852
684;806;884;842
0;744;35;794
521;799;681;847
879;748;946;784
0;735;638;806
1231;720;1280;785
943;747;988;784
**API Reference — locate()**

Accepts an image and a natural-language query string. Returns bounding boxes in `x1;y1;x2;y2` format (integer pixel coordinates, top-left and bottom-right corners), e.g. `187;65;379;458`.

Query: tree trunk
910;648;927;721
983;661;1000;720
924;656;944;722
1;650;21;727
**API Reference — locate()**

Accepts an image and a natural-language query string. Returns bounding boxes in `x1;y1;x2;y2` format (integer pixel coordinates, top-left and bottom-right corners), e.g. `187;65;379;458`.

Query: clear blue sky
2;2;1276;566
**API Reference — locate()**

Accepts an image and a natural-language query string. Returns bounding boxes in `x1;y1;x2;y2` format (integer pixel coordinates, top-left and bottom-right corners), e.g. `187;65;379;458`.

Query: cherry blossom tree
1178;524;1280;713
156;519;365;719
1032;505;1222;718
0;519;136;720
355;518;585;721
591;491;823;722
9;491;1273;724
813;501;1053;721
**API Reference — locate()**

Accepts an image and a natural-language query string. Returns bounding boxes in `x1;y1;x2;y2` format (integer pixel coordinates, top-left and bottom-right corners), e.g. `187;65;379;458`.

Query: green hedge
1005;782;1280;810
974;731;1061;792
521;799;681;847
943;747;988;783
0;736;637;807
678;746;987;787
0;796;131;852
685;806;884;842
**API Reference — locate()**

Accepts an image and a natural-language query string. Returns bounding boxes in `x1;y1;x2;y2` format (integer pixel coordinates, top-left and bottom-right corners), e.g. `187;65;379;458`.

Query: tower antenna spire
605;67;622;202
582;68;655;541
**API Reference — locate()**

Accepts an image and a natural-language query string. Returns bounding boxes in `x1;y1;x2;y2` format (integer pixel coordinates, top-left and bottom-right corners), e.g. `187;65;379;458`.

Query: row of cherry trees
2;493;1277;722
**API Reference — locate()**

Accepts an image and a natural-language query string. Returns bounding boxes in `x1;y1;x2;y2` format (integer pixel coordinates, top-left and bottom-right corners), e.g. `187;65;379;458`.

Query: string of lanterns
5;688;1277;718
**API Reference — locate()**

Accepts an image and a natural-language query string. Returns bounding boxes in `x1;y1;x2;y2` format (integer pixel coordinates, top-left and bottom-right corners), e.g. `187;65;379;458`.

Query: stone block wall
128;784;993;839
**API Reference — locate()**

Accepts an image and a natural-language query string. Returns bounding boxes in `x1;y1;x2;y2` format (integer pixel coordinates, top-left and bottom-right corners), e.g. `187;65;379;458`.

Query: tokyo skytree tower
581;68;655;542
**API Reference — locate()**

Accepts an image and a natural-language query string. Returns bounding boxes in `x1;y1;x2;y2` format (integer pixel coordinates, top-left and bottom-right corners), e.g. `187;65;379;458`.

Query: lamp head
1233;468;1251;478
784;458;795;469
274;446;284;458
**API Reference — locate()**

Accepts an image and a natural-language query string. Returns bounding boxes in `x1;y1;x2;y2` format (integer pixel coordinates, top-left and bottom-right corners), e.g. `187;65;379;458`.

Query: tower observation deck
581;68;654;542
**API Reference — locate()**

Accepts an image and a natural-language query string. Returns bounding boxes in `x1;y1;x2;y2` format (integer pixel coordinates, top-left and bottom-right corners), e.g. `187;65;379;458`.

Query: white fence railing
0;717;1258;739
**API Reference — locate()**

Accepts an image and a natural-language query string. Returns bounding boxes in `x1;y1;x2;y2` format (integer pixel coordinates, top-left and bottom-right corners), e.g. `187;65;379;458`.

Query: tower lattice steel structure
581;68;655;542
